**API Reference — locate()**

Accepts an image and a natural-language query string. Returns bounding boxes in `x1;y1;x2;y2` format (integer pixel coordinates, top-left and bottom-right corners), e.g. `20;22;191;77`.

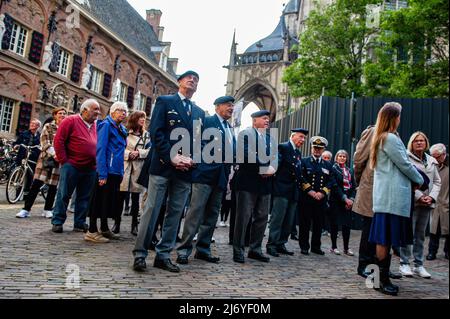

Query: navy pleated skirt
369;213;413;248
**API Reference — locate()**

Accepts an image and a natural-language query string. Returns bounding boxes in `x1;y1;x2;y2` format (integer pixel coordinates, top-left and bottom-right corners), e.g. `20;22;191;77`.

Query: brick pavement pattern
0;203;448;299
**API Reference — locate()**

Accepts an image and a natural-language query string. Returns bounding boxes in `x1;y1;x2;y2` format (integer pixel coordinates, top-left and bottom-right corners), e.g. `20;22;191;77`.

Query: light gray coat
407;151;441;209
373;133;424;218
430;164;449;235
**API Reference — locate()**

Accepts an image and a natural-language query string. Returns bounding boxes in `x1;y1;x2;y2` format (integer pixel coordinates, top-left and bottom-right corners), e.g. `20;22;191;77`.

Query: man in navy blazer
133;70;205;273
266;128;308;257
176;96;236;264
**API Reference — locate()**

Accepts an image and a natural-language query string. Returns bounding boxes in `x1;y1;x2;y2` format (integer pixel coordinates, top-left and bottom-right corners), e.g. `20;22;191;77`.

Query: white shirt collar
289;139;297;150
178;92;187;101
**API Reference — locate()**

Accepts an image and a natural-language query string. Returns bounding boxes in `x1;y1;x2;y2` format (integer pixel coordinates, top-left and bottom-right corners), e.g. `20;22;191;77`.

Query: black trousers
299;199;326;251
24;179;57;211
116;191;140;225
329;204;351;251
220;198;231;222
89;174;122;233
357;215;376;271
428;219;449;255
228;190;251;245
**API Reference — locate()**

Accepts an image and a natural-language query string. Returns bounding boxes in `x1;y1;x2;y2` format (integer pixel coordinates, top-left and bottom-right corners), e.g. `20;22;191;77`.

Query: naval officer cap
291;128;309;135
251;110;271;118
177;70;200;81
310;136;328;148
214;96;235;105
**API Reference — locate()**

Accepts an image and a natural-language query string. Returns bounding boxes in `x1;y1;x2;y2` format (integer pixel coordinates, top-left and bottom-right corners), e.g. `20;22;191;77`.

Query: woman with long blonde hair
369;102;424;296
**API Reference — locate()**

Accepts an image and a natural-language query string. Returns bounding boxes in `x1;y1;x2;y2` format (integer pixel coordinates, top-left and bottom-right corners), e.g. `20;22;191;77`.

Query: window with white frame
9;22;28;57
138;94;146;111
118;82;128;102
56;48;71;77
0;96;15;133
90;67;104;94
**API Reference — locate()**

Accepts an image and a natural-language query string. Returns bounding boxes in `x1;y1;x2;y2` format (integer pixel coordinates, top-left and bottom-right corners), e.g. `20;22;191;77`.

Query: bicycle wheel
6;166;26;204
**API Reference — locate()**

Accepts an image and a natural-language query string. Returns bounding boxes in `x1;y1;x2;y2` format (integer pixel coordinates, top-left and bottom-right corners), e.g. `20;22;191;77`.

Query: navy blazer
192;114;235;190
272;141;303;201
148;94;205;182
234;127;277;195
330;163;356;204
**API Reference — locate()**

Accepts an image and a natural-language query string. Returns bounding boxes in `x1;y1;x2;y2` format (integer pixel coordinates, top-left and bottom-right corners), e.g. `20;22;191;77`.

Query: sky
127;0;288;127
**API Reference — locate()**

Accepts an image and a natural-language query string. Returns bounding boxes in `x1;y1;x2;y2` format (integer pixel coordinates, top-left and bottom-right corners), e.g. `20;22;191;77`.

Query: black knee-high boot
375;254;399;296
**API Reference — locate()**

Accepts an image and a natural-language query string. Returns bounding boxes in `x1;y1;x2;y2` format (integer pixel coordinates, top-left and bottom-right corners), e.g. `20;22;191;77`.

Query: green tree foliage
363;0;449;98
283;0;449;104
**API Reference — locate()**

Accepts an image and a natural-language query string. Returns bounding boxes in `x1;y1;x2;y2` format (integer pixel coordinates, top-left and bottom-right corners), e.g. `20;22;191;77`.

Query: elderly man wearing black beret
175;95;236;265
266;128;308;257
132;70;205;273
233;109;278;263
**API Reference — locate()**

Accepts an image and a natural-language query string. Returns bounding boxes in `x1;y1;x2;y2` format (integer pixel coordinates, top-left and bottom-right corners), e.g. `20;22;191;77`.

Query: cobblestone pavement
0;203;448;299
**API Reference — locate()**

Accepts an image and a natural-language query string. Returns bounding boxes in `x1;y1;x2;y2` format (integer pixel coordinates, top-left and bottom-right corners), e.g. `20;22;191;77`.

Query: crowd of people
12;70;448;297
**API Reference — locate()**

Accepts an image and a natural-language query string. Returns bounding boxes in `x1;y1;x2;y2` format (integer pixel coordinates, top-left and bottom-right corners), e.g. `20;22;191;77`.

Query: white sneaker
413;266;431;278
211;237;216;243
219;221;226;227
399;264;413;277
330;248;341;255
193;234;198;241
42;210;53;219
16;209;30;218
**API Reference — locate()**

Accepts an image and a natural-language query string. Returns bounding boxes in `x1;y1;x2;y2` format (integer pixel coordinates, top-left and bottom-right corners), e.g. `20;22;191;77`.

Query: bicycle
0;139;18;184
6;144;47;204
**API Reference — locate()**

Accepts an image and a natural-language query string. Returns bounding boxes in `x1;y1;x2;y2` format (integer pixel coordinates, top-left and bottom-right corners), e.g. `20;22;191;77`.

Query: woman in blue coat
85;102;128;243
369;102;424;296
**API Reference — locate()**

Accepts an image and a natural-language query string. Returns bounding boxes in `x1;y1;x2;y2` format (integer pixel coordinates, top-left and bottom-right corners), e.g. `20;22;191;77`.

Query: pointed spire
229;29;238;66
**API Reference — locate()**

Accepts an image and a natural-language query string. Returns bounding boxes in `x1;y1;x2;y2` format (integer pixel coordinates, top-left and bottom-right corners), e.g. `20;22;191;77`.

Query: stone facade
0;0;179;139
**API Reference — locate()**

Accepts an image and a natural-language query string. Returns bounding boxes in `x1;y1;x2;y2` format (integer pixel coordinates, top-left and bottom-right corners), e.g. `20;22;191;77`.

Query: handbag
43;156;58;169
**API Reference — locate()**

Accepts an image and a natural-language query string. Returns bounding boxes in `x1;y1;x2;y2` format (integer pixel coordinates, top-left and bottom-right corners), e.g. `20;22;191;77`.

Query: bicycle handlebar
17;144;41;150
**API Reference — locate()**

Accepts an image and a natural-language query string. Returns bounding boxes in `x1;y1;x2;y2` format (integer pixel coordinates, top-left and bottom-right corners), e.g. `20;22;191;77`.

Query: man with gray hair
51;99;101;233
427;143;449;260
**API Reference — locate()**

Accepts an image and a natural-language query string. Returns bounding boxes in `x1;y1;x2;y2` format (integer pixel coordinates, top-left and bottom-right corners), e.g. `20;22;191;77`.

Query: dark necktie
184;99;191;116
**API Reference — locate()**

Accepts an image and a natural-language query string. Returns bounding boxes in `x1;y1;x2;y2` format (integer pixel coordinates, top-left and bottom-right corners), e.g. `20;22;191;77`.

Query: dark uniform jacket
14;130;41;164
301;157;336;202
148;94;205;182
234;127;277;195
272;141;303;201
192;114;235;191
330;163;356;204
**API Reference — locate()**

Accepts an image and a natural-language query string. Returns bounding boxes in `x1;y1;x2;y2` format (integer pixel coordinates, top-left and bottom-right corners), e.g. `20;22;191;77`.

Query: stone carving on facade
93;43;113;65
0;69;32;100
41;41;53;72
81;64;92;90
11;0;45;28
49;83;69;108
111;78;121;102
0;14;5;47
38;81;49;102
133;90;141;110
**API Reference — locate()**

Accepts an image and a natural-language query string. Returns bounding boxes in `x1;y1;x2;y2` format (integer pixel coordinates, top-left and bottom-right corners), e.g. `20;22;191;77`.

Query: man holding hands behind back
132;71;205;273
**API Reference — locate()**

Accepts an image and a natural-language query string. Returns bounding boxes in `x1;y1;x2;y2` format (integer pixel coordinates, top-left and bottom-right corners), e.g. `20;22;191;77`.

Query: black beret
177;70;199;81
251;110;271;118
214;96;235;105
291;128;309;135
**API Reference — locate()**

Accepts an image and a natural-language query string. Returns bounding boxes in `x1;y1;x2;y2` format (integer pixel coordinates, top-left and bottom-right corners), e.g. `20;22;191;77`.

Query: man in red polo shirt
51;99;101;233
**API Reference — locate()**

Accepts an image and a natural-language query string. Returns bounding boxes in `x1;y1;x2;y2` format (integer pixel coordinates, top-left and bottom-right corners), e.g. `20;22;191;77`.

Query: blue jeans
400;206;432;267
133;174;191;260
51;163;96;229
